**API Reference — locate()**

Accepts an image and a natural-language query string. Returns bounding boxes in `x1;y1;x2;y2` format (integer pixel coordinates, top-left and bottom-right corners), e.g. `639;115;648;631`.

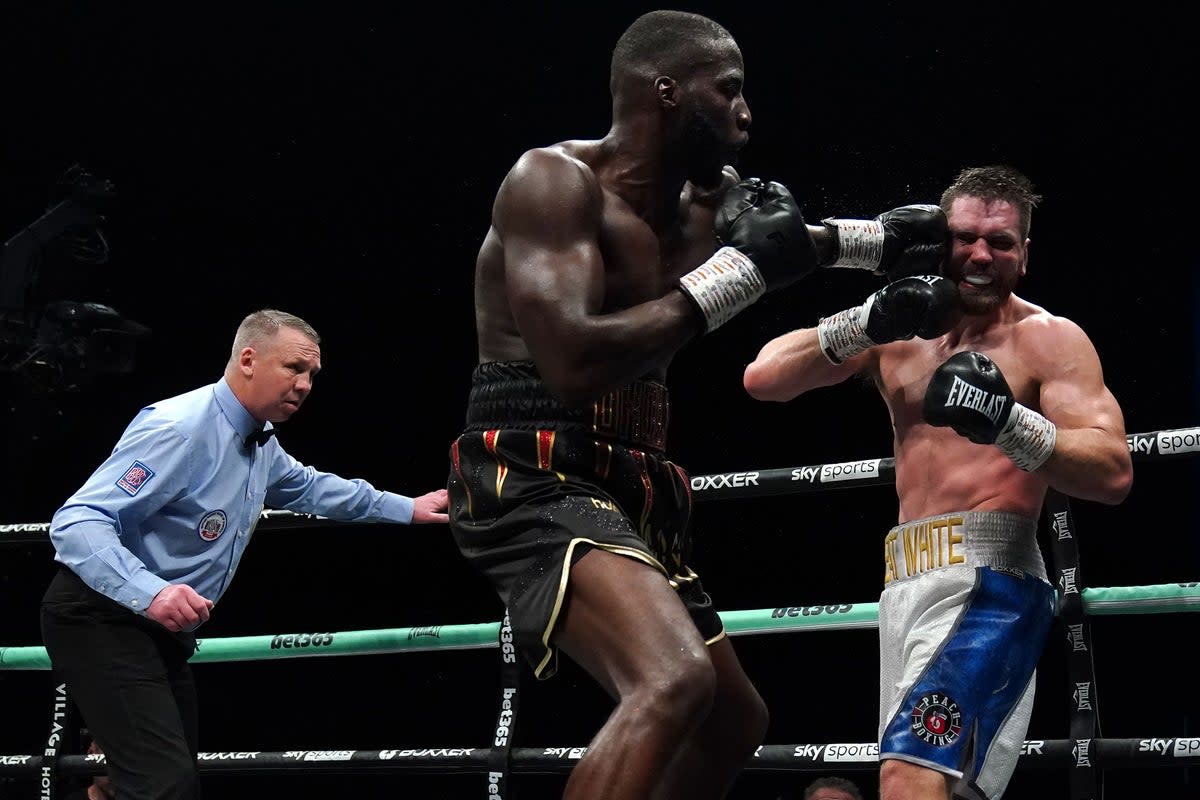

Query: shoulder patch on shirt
198;510;228;542
116;461;156;496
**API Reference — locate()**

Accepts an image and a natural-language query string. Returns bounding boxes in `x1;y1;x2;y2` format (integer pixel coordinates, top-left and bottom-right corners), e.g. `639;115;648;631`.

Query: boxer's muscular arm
497;149;701;404
1030;316;1132;503
743;328;873;402
743;275;959;402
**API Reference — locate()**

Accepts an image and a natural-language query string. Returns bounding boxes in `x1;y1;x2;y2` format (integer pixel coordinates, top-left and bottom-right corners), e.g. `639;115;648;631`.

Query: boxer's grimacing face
943;196;1027;315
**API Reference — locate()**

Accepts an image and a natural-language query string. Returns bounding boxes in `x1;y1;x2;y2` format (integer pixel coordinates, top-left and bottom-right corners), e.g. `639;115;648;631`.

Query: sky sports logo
821;459;881;483
1127;428;1200;456
1137;738;1200;757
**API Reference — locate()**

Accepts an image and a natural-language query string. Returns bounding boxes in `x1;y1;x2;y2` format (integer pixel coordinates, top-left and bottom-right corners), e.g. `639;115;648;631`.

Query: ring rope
1;426;1194;542
3;737;1199;780
2;424;1197;796
0;583;1194;672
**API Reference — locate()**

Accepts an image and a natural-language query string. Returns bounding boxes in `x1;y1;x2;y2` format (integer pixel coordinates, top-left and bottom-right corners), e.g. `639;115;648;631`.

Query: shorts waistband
464;360;668;453
882;510;1046;586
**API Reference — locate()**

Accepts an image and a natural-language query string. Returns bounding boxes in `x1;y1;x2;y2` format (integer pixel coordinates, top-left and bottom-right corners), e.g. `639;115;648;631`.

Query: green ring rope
2;582;1193;672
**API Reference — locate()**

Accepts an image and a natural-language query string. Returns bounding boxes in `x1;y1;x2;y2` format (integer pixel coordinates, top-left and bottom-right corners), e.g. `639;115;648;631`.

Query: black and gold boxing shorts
446;361;723;679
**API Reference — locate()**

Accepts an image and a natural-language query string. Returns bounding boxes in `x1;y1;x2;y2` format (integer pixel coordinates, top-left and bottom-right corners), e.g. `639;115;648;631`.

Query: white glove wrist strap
816;301;875;365
824;218;885;271
678;247;766;332
996;403;1057;472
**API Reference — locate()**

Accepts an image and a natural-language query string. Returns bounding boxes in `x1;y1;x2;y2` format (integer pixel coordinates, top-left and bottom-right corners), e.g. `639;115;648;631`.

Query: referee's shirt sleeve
263;447;414;524
49;420;192;613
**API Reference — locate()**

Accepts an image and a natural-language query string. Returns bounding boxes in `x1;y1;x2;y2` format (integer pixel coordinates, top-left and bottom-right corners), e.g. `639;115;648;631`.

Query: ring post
1044;491;1102;800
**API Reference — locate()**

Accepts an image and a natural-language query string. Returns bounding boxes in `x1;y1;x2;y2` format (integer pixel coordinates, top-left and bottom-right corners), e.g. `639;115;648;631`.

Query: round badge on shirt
198;510;228;542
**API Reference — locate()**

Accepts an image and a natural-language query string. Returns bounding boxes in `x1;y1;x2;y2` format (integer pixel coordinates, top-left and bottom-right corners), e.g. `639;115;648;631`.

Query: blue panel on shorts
881;567;1056;776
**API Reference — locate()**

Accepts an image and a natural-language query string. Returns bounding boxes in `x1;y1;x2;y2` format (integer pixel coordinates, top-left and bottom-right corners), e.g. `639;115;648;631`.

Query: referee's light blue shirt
49;378;414;623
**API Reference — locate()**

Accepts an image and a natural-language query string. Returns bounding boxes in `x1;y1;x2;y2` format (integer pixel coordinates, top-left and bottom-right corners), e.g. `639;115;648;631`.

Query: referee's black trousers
41;567;201;800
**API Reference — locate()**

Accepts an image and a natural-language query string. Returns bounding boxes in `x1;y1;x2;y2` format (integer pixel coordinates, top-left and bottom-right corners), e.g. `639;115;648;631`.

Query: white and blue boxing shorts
879;511;1057;800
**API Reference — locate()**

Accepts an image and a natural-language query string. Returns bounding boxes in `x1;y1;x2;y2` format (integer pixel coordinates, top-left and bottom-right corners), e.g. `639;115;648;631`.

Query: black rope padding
2;738;1196;778
2;428;1192;540
1044;491;1102;800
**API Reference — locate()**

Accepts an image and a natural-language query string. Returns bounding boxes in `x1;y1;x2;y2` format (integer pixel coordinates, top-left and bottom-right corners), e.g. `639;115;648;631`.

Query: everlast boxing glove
816;275;961;365
822;204;948;281
678;178;819;332
923;351;1057;472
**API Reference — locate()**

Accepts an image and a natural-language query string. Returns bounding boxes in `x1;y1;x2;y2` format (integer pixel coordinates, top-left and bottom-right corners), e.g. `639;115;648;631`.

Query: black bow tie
245;427;276;448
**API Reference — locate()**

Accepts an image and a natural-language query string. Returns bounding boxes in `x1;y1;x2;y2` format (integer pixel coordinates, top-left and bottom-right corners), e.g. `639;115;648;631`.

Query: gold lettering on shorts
884;516;966;584
884;529;899;584
592;381;668;451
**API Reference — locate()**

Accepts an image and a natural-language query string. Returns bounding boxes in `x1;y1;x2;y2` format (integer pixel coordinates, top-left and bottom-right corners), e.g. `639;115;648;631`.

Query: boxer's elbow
743;361;796;403
1081;453;1133;505
1099;461;1134;505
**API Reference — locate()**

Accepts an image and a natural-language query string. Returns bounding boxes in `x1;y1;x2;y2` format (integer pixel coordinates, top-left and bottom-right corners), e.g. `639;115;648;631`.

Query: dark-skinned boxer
447;11;948;799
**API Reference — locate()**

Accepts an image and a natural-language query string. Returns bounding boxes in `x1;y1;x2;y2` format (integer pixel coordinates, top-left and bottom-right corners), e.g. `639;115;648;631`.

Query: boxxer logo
942;376;1007;425
691;472;760;490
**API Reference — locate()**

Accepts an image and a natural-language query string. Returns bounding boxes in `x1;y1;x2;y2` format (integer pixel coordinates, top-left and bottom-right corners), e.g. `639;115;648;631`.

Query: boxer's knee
625;652;717;736
740;684;769;751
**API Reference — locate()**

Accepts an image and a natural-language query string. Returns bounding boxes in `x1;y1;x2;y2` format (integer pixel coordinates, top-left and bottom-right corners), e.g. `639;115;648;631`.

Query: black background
1;2;1197;798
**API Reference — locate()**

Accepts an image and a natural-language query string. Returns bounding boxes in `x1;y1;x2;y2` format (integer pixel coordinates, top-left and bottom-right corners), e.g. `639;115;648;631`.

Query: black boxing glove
822;204;948;281
679;178;819;332
816;275;961;365
923;351;1057;472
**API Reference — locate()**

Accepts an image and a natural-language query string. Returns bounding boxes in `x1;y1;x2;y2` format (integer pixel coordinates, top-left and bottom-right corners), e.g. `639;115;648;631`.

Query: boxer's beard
958;273;1018;315
963;291;1003;315
680;107;738;189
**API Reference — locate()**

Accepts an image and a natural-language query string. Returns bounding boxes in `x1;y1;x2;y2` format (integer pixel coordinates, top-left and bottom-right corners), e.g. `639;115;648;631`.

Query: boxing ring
1;426;1198;799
